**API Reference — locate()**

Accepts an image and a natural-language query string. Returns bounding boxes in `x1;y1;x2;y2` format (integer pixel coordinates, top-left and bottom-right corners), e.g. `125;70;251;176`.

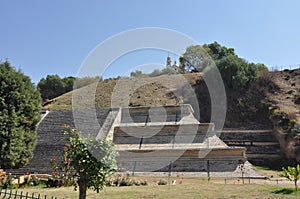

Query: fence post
26;191;29;198
14;190;18;199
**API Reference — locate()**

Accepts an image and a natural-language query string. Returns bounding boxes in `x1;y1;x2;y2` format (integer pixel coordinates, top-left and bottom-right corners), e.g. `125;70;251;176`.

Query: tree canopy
37;75;75;101
37;75;101;101
0;61;41;169
181;41;268;89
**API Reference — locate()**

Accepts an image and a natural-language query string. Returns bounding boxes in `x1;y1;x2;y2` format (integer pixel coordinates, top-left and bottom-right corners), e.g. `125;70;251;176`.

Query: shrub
133;179;148;186
157;179;167;185
106;175;148;187
119;177;134;186
140;179;148;186
291;124;300;136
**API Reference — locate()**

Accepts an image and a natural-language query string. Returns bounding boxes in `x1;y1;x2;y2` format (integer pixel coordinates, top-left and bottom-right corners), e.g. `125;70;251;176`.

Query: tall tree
37;75;67;101
0;61;41;169
182;42;268;89
38;75;100;101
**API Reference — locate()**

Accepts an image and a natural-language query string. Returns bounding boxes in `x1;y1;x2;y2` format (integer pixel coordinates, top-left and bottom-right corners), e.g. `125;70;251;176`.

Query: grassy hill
43;70;299;127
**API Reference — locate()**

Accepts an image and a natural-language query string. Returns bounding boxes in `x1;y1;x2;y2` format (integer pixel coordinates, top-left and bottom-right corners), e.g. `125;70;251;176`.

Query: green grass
13;177;297;199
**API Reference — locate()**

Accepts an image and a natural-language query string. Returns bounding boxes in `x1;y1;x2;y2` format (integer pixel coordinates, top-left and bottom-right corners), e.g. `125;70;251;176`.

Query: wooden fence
0;188;61;199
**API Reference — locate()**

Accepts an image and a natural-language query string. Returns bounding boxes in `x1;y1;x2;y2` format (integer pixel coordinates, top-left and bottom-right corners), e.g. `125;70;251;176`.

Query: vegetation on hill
0;61;41;169
130;67;178;78
37;75;101;102
264;69;300;162
37;75;75;101
182;42;268;89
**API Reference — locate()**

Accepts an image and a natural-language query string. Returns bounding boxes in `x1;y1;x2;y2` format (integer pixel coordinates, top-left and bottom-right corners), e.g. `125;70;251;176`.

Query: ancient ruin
9;104;274;178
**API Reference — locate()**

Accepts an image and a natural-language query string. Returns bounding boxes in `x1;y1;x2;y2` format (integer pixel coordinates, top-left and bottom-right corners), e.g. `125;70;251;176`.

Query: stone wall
219;130;283;165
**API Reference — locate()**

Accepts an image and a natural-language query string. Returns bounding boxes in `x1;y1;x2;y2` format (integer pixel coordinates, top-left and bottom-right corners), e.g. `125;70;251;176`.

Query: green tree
51;128;118;199
0;61;41;169
38;75;100;101
63;76;76;92
182;42;268;89
182;45;209;72
160;67;178;75
149;69;161;77
280;164;300;191
37;75;67;101
203;41;235;60
130;70;145;78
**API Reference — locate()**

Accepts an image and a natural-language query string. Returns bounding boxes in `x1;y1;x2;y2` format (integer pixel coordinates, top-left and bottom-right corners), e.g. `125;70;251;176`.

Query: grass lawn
14;177;298;199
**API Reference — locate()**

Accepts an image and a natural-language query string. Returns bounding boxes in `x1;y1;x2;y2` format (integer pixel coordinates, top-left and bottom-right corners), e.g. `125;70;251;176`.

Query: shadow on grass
272;188;298;195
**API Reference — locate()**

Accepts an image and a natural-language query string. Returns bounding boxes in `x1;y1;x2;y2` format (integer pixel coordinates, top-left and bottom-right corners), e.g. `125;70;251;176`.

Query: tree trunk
79;183;87;199
295;180;298;192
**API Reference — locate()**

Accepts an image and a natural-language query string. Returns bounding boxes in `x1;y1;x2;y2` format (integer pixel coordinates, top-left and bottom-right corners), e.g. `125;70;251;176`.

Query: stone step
225;141;280;146
117;157;246;173
115;142;228;150
121;104;194;124
246;154;283;159
113;123;215;145
117;147;245;160
219;130;278;142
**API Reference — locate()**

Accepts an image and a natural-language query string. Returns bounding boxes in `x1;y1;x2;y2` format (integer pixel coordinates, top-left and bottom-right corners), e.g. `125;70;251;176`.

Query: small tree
51;128;118;199
279;164;300;191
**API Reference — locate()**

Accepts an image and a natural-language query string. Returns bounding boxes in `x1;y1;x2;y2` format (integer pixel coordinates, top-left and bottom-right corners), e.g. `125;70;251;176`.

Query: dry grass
42;73;201;110
14;177;298;199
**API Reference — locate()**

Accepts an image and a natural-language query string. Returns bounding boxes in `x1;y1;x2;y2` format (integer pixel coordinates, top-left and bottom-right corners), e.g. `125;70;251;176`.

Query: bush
46;178;63;188
157;179;167;185
106;175;148;187
119;177;134;186
133;179;148;186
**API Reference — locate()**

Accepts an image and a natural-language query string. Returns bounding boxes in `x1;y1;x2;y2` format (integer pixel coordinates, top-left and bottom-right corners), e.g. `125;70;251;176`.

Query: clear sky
1;0;300;83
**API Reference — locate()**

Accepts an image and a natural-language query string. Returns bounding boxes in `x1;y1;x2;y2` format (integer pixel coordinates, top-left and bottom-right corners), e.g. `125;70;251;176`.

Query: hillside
42;70;299;129
268;69;300;123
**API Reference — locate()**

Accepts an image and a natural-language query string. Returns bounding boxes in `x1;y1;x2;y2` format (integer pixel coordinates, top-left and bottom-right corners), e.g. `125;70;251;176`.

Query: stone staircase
219;129;283;165
9;108;115;175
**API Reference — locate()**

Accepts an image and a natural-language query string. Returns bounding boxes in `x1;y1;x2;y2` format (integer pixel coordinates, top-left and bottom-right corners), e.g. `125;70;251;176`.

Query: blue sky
1;0;300;83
